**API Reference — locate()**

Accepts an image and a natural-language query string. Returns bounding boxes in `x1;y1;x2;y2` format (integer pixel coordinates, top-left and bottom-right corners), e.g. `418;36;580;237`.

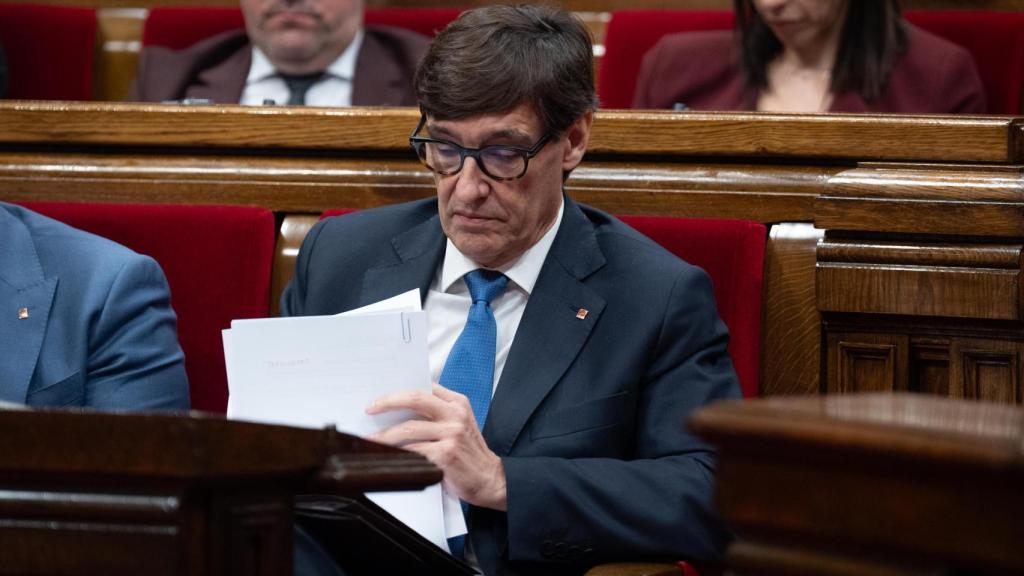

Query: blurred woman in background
633;0;986;113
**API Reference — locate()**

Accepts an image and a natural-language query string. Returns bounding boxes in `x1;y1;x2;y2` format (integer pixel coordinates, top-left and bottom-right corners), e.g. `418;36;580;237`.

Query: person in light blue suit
0;202;189;410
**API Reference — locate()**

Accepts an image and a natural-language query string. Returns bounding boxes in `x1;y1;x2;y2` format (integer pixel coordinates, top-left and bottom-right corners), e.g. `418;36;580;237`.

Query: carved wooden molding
816;164;1024;236
1;103;1021;162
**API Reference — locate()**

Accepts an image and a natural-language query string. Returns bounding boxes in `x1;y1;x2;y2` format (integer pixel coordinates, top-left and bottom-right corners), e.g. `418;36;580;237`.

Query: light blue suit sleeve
83;254;190;410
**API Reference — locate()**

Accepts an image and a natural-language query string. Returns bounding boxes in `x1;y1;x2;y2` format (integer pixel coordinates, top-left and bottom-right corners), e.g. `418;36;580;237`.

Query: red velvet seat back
322;209;765;398
142;7;245;50
142;6;457;50
599;10;734;109
19;202;276;413
618;216;765;398
364;8;463;38
905;10;1024;115
0;4;96;100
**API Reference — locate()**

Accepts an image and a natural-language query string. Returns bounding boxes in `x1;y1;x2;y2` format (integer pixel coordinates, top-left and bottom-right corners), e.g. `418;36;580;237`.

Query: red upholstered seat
905;10;1024;115
0;4;96;100
618;215;765;399
322;209;765;398
18;202;276;413
599;10;734;109
364;8;462;38
142;7;245;50
142;7;458;50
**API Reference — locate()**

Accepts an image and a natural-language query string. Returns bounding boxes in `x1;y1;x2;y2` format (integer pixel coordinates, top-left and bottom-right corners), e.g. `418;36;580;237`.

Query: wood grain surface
1;103;1020;163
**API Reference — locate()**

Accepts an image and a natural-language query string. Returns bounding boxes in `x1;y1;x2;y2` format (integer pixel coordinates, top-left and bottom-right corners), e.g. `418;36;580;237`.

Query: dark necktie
280;72;324;105
439;268;508;558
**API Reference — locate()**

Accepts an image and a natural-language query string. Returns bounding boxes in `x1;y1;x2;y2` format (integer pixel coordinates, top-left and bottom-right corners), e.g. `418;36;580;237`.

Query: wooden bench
0;102;1021;404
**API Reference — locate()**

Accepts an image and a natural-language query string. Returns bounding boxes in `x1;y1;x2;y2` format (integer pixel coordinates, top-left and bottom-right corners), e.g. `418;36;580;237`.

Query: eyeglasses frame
408;114;554;182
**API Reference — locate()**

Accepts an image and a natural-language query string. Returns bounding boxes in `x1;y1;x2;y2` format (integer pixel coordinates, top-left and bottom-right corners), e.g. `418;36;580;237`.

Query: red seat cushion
599;10;734;109
0;4;96;100
619;215;765;398
323;209;765;398
905;10;1024;115
142;6;458;50
18;202;276;413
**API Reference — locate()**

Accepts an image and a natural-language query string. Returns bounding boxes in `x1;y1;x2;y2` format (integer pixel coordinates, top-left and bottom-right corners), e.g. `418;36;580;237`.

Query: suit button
553;542;567;559
541;540;554;557
582;547;595;556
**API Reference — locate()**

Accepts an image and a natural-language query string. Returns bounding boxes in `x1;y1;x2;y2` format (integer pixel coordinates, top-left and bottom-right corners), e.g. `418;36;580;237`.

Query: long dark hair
734;0;907;101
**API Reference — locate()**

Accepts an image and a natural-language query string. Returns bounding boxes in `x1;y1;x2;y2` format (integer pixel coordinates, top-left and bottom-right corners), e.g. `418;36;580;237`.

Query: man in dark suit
130;0;429;106
0;202;189;410
282;5;739;574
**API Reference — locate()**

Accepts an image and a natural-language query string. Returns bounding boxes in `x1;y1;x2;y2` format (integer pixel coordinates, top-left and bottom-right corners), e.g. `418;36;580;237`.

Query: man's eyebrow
426;125;534;145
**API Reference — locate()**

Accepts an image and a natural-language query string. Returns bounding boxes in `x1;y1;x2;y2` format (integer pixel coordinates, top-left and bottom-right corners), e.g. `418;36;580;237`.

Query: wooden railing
1;102;1021;403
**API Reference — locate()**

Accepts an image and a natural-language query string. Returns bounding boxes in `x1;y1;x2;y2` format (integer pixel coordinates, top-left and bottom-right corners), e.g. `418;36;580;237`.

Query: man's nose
452;156;491;199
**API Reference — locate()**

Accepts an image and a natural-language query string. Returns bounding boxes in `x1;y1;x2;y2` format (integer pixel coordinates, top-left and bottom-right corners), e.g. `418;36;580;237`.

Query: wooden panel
94;8;145;102
1;103;1021;163
761;223;822;396
827;333;908;394
951;339;1023;404
816;263;1021;320
817;165;1024;236
272;214;319;317
909;340;951;397
690;393;1024;576
728;540;940;576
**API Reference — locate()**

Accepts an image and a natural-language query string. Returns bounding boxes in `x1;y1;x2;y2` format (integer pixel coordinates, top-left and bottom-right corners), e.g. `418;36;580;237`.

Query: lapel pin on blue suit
17;307;28;320
575;308;588;320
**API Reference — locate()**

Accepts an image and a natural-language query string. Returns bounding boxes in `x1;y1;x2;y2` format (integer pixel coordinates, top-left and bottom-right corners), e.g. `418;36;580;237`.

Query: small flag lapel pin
575;308;588;320
17;307;29;320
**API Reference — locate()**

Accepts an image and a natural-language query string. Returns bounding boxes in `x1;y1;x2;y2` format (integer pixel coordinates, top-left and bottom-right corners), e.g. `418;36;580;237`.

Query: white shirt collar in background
241;29;364;106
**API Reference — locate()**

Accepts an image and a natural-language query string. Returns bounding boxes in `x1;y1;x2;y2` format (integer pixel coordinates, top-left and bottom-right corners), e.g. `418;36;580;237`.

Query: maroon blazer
633;25;987;114
130;25;430;106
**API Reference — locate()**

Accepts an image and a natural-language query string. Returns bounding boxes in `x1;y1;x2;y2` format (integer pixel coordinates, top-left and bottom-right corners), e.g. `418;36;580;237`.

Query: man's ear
561;111;594;173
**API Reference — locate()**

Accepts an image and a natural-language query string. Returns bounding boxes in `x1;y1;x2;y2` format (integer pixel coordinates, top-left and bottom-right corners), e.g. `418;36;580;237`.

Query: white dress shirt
239;30;364;107
424;199;564;399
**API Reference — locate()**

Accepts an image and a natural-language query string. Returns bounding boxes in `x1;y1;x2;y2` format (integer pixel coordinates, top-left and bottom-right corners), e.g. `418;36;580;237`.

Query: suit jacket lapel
188;35;251;104
360;215;446;307
484;198;607;455
0;208;57;403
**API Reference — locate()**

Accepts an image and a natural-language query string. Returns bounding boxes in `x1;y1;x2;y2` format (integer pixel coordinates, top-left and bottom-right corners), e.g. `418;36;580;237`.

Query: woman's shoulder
634;30;743;110
884;23;986;113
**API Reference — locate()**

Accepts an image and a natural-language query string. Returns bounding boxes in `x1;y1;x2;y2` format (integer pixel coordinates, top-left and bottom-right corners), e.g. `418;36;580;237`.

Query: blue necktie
440;268;508;558
439;269;508;428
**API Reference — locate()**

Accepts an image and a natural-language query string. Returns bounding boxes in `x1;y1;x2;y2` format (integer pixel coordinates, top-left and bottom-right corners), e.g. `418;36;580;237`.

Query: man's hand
366;384;508;511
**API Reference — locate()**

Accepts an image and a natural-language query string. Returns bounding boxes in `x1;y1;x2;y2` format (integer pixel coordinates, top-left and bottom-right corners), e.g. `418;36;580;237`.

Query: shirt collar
246;29;365;84
439;197;565;295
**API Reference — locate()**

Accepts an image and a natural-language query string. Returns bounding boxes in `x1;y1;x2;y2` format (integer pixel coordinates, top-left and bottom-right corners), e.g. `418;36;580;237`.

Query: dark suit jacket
282;197;740;575
0;202;189;410
130;25;430;105
633;24;987;113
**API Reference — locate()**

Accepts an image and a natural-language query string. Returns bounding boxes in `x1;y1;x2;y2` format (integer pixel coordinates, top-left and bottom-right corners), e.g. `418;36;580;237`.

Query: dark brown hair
734;0;907;101
414;4;597;135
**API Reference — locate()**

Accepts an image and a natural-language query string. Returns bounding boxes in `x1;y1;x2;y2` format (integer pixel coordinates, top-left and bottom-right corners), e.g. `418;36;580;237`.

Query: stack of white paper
221;289;465;550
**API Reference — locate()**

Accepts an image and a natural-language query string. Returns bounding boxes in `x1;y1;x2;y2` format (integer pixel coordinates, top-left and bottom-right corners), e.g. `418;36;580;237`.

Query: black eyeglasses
409;115;553;181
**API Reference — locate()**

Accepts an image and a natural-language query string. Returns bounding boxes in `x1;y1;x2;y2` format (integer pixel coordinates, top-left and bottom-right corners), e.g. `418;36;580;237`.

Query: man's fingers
366;388;445;418
370;418;443;446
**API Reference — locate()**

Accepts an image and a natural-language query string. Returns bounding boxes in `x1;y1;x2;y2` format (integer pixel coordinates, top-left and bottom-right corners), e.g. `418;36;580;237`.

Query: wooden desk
0;103;1021;403
690;393;1024;576
0;408;438;575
